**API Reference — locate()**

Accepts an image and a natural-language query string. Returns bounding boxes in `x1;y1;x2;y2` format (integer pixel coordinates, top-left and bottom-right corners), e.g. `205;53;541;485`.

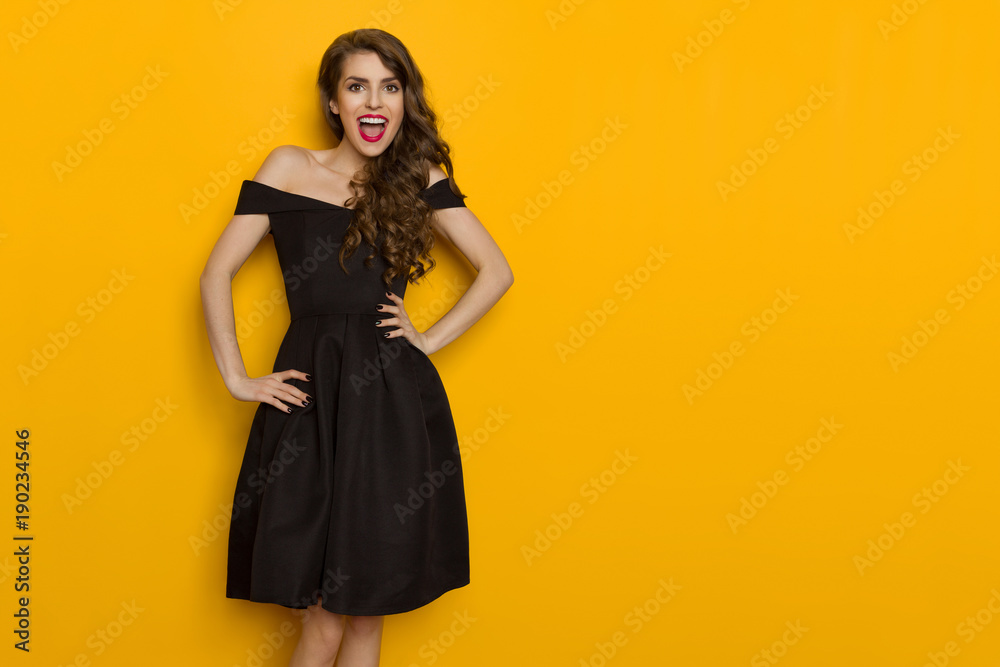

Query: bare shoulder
425;160;449;187
252;145;310;189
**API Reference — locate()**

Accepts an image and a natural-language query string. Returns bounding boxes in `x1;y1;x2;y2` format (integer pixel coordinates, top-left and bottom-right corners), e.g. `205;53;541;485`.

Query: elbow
500;260;514;287
495;264;514;291
200;260;235;285
199;266;231;292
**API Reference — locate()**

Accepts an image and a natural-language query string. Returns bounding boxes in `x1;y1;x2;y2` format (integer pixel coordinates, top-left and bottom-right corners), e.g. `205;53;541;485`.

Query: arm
419;208;513;355
415;168;514;355
199;146;313;411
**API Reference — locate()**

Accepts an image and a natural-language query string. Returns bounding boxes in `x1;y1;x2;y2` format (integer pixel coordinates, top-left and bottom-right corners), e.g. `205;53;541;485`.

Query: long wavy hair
317;29;465;288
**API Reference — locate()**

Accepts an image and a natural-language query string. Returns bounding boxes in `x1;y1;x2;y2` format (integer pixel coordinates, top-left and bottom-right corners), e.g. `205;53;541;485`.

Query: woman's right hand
227;370;312;413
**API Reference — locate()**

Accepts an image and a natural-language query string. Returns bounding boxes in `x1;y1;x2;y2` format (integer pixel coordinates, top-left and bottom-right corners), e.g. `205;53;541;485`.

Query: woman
200;28;513;667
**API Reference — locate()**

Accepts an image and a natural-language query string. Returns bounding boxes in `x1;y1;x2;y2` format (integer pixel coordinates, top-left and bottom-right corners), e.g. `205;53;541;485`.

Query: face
330;50;405;158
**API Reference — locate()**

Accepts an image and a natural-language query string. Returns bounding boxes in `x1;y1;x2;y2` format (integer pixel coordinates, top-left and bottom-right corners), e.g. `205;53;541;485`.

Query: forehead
340;51;400;83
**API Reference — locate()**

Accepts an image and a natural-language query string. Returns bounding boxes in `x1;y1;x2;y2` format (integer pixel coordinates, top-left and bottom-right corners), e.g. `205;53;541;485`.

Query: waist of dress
290;310;383;322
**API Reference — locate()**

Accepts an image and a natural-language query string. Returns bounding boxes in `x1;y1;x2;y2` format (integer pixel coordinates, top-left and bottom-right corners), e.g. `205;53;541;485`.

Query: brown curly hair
317;29;465;289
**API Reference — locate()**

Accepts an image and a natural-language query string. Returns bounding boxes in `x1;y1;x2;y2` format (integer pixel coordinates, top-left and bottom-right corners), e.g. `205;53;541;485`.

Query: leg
334;614;384;666
288;595;348;667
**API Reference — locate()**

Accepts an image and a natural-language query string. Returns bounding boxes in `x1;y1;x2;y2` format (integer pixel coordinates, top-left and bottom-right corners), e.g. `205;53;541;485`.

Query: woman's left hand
375;291;432;355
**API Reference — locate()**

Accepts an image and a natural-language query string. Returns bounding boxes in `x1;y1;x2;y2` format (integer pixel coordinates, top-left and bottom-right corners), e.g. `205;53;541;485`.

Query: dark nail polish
375;320;381;325
305;374;312;381
287;406;293;413
376;305;382;310
385;291;391;297
303;398;311;405
383;332;390;338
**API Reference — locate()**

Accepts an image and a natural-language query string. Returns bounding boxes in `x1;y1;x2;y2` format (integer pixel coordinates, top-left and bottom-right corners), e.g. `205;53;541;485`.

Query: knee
347;614;384;636
303;598;347;646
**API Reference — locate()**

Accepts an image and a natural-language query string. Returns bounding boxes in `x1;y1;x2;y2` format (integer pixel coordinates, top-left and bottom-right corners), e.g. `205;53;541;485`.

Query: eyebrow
344;76;400;84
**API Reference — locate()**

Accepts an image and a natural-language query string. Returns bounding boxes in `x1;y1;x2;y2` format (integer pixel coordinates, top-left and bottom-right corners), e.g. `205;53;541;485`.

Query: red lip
357;114;387;143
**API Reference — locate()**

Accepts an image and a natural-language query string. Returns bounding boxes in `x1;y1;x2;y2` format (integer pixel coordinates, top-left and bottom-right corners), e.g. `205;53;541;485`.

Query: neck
326;141;370;179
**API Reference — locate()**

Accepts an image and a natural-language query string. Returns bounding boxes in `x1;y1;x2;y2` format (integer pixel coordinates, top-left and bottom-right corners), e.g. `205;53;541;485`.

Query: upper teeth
360;117;385;124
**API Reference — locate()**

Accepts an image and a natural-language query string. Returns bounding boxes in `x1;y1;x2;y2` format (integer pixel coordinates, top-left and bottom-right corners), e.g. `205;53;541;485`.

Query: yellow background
2;0;999;665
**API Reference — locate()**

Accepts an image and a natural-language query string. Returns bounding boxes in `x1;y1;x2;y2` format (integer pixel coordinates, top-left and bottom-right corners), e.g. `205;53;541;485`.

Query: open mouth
358;116;387;142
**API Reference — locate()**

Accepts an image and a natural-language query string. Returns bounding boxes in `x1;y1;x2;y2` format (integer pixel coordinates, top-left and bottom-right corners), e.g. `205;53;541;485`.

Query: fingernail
385;291;392;297
383;332;390;338
305;374;312;381
287;407;293;413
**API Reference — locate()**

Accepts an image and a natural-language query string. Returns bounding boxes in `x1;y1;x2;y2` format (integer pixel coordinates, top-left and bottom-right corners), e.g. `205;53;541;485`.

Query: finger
265;386;306;409
275;369;312;383
383;327;409;341
276;388;310;407
374;316;399;328
270;370;313;393
257;390;294;413
267;379;311;404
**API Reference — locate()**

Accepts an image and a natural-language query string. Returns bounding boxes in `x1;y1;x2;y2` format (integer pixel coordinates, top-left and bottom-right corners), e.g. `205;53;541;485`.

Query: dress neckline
245;178;450;211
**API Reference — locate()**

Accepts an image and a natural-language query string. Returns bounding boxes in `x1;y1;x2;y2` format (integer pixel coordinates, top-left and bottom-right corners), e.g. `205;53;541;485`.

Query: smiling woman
199;27;513;667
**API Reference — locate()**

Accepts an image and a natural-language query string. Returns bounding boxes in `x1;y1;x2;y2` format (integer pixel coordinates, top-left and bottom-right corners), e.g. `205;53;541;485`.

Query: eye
347;83;363;92
385;84;400;92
